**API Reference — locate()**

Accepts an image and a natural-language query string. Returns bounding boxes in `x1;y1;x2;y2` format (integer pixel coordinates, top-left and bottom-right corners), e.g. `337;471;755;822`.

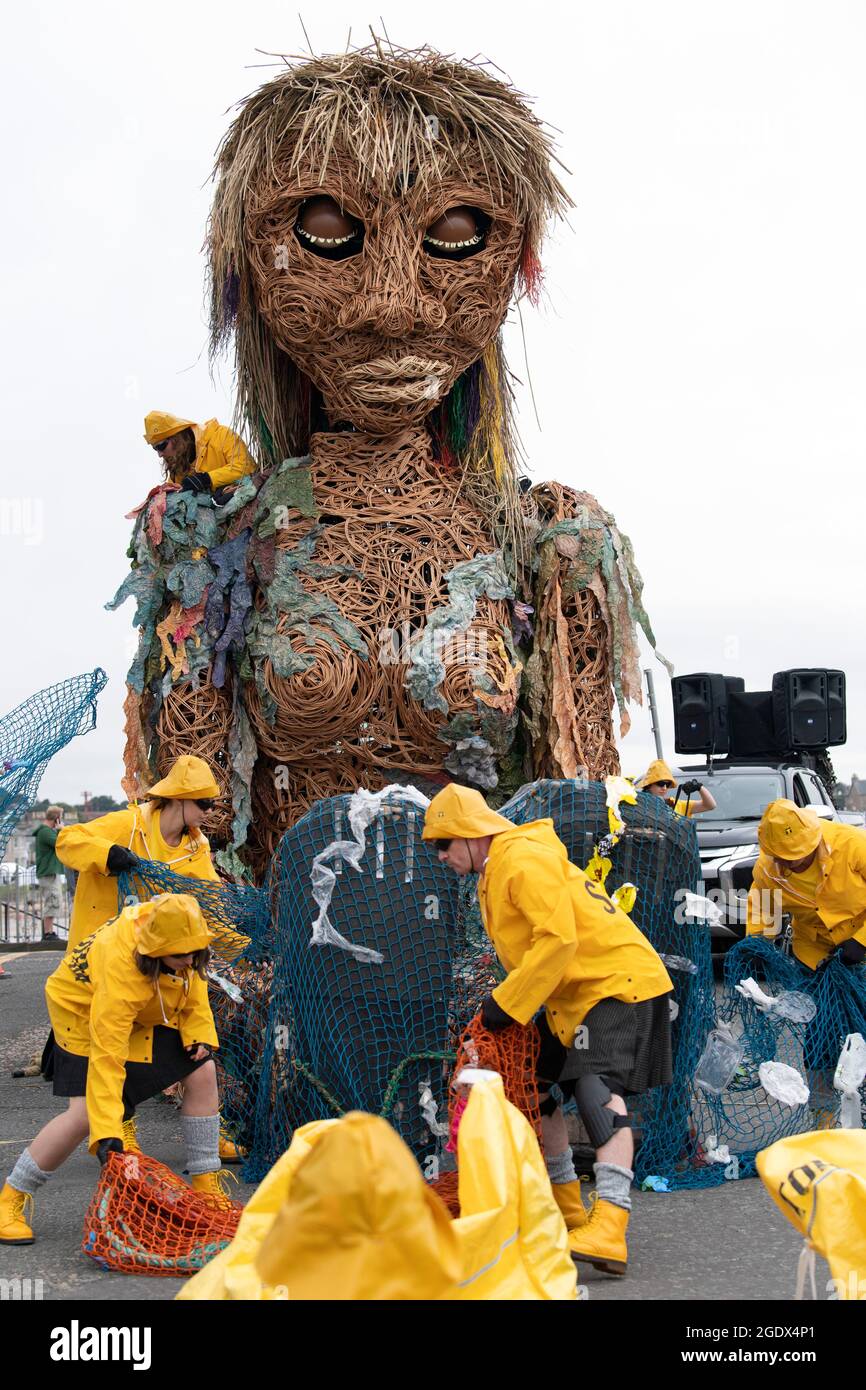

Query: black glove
181;472;212;494
480;994;517;1031
839;938;866;968
106;845;137;875
96;1138;123;1166
212;486;232;506
680;779;703;796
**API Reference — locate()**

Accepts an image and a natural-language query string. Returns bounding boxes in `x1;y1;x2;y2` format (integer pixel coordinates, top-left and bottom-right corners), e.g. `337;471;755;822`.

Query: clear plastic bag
834;1033;866;1129
659;953;698;975
759;1061;810;1108
695;1025;744;1094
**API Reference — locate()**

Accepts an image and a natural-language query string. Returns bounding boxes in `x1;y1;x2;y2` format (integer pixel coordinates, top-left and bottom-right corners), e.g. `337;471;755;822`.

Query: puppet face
245;147;524;435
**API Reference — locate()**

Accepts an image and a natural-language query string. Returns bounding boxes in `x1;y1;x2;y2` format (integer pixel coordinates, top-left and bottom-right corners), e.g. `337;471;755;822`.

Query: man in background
33;806;65;941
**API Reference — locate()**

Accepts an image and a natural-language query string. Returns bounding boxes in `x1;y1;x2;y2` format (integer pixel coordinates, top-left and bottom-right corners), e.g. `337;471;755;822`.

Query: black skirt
557;993;673;1096
52;1025;208;1119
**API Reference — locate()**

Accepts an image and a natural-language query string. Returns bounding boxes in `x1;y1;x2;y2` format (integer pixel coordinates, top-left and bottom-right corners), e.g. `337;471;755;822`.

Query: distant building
847;776;866;813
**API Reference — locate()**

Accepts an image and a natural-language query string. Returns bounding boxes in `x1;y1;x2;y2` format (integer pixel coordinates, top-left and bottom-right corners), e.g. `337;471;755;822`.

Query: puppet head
208;43;568;475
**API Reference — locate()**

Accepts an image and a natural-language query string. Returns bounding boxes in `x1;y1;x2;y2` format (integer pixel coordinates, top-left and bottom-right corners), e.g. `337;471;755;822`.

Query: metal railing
0;876;70;945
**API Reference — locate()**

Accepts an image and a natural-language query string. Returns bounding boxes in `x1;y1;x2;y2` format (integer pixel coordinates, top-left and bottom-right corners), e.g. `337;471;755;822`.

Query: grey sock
7;1148;52;1196
182;1114;220;1175
593;1161;634;1212
546;1148;578;1185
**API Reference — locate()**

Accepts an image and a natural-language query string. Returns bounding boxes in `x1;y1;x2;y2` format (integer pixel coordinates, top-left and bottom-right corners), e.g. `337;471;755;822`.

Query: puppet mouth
342;356;449;404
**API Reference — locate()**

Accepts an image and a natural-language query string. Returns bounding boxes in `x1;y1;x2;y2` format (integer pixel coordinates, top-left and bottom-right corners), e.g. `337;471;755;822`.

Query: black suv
676;759;845;949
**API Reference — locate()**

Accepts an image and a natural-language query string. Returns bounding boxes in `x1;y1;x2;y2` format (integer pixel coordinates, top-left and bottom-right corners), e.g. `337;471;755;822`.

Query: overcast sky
1;0;864;803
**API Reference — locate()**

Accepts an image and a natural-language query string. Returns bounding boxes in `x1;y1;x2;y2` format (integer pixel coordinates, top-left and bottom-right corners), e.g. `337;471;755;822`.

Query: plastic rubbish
759;1061;810;1108
734;977;817;1024
834;1034;866;1129
419;1081;449;1138
640;1175;670;1192
695;1025;744;1094
682;891;723;927
702;1133;732;1164
206;970;243;1004
660;953;698;975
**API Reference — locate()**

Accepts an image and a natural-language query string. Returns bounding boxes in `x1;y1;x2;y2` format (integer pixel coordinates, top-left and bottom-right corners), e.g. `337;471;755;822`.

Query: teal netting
116;778;721;1187
706;938;866;1177
0;669;108;861
115;781;866;1190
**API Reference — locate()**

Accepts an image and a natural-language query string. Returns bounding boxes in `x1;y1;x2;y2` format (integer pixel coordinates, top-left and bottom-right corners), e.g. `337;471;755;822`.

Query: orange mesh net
82;1153;242;1277
430;1011;541;1217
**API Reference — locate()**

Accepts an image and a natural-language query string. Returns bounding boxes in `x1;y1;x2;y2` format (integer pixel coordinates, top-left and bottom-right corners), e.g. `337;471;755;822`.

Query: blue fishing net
0;669;108;862
116;778;723;1188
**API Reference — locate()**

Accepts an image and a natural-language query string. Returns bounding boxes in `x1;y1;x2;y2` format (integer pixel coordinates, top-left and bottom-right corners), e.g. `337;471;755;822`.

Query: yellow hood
758;799;823;861
131;893;214;958
638;759;676;789
143;411;196;445
147;755;220;800
423;784;513;841
757;1130;866;1299
254;1113;460;1300
178;1078;577;1302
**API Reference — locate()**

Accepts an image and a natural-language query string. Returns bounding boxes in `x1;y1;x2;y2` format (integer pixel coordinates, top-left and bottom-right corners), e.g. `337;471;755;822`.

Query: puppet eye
423;206;489;258
294;196;363;258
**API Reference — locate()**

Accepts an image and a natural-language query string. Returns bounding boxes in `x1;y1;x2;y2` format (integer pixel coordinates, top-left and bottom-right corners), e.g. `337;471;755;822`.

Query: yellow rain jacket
57;802;221;952
747;808;866;970
757;1130;866;1300
422;784;670;1039
479;821;671;1042
177;1075;577;1301
143;412;255;489
45;895;218;1153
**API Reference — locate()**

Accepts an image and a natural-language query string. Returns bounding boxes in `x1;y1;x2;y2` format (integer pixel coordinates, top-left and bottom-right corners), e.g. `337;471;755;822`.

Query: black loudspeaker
672;673;730;754
772;669;829;750
728;690;777;758
826;669;847;746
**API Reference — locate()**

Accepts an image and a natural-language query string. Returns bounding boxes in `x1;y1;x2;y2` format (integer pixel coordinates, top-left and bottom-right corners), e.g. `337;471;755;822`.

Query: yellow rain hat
146;755;220;800
131;893;214;958
143;411;196;446
637;759;676;789
758;799;823;861
422;784;513;841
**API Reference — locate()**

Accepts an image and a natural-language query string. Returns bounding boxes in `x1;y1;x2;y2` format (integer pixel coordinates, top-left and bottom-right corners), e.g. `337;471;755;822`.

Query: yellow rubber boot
551;1179;592;1230
122;1117;143;1155
568;1199;629;1276
190;1170;237;1211
218;1125;246;1164
0;1184;35;1245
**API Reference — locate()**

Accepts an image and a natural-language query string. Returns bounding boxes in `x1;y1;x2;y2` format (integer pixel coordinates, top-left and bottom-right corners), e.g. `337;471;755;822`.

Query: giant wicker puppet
111;46;664;878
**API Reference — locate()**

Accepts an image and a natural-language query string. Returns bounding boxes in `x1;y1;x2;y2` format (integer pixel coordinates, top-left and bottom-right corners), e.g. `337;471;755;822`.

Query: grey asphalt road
0;951;829;1303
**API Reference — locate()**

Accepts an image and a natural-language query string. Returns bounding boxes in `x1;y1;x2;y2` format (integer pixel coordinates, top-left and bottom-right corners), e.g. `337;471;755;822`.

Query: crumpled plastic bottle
695;1024;744;1094
659;953;698;975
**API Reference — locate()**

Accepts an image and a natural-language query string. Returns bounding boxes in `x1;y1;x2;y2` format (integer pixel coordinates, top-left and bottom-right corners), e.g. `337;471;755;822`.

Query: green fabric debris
256;456;316;537
407;552;514;715
229;684;256;849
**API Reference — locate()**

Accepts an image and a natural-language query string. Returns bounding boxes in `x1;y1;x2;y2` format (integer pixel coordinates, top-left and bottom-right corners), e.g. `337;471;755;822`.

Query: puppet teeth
296;225;356;247
423;232;484;249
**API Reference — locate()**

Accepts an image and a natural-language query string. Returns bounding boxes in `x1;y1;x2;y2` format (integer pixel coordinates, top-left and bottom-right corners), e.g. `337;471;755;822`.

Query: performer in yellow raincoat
178;1072;577;1301
637;758;716;817
57;755;230;954
0;894;232;1246
757;1129;866;1301
55;754;247;1160
746;800;866;972
143;410;255;497
422;784;672;1276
